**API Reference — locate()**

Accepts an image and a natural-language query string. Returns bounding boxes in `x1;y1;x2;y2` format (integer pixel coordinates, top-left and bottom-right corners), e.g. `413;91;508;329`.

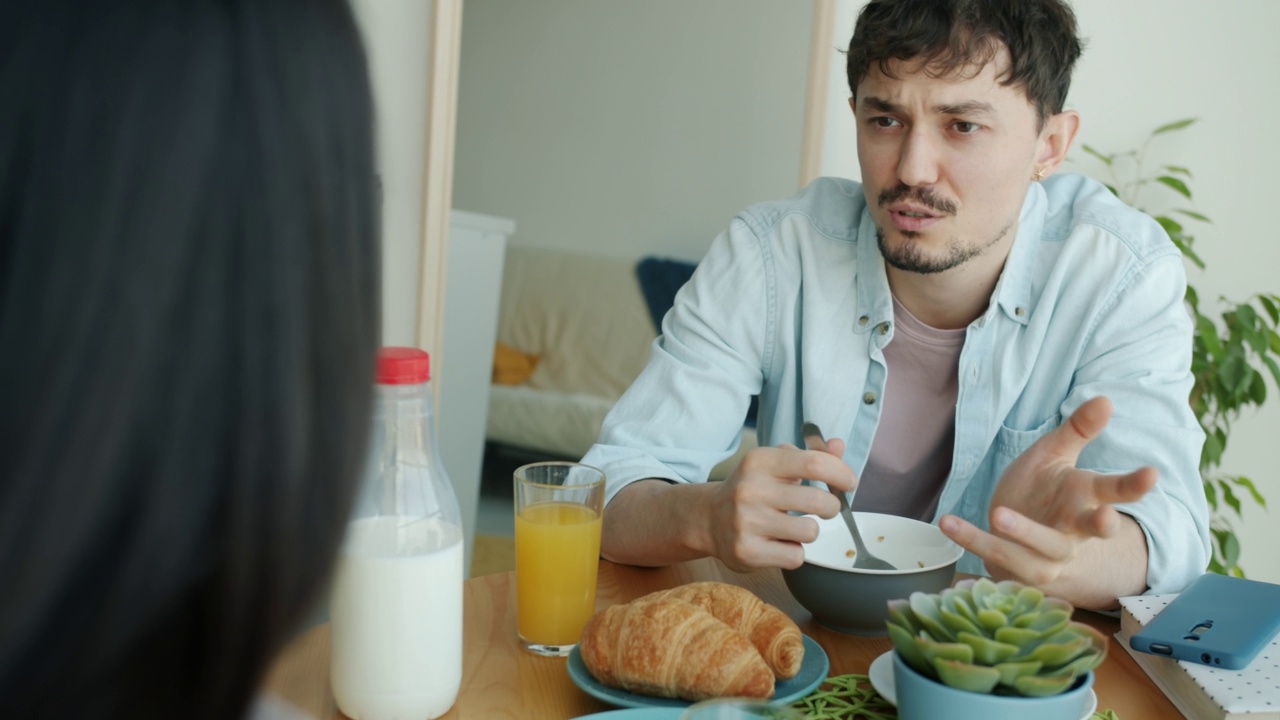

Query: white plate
867;651;1098;720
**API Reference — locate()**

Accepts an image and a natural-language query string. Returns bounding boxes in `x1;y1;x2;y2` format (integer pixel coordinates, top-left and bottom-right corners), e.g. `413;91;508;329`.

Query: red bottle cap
376;347;431;384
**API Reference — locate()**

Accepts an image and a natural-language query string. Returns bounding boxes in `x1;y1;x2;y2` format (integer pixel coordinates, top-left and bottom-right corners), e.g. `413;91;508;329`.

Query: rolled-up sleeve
1070;249;1210;594
582;217;772;507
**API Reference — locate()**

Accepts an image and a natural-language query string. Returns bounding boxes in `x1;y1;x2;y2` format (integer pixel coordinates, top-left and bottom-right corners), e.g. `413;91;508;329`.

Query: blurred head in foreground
0;1;379;717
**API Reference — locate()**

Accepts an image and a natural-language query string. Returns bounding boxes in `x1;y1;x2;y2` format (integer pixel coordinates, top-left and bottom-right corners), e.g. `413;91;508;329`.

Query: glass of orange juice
514;461;605;656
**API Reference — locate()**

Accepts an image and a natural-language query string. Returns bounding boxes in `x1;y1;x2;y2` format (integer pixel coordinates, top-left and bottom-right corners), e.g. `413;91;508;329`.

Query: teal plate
572;710;684;719
567;634;828;710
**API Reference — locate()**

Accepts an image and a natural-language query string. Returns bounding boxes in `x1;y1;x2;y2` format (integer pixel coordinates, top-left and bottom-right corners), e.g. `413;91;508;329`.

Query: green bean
790;673;897;719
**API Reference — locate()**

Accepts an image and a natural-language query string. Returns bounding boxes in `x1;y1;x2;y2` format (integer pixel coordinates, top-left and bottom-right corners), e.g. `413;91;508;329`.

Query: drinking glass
514;461;605;656
679;698;806;719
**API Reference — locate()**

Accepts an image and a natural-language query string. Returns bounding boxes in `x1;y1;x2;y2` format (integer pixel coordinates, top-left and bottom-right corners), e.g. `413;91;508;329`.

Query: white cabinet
438;210;512;574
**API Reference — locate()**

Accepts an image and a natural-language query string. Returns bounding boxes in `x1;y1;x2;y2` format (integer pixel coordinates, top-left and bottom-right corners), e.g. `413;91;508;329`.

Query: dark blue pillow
634;256;758;428
635;256;696;332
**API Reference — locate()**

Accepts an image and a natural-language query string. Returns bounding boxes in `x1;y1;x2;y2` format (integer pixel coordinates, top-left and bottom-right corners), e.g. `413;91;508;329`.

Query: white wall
350;0;432;347
822;0;1280;582
452;0;813;263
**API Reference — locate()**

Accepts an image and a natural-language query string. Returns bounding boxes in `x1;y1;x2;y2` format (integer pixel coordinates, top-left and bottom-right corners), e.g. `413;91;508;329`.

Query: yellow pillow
492;342;540;385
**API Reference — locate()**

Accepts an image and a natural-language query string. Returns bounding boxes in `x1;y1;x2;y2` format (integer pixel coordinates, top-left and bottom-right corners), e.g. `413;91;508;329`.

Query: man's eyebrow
860;96;899;113
859;96;997;117
935;100;996;117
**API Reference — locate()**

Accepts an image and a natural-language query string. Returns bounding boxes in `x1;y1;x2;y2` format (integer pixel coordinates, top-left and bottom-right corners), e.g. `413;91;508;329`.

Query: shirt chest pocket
992;412;1062;463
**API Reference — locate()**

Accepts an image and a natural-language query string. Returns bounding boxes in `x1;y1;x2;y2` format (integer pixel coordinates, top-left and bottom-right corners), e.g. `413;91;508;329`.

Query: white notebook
1117;594;1280;719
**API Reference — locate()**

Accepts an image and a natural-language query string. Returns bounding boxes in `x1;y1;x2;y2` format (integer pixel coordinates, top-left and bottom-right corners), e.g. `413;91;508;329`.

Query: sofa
486;244;757;480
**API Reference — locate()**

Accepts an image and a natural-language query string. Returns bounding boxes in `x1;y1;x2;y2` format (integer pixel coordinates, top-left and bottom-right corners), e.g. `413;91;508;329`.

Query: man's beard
875;225;1010;274
873;184;1011;274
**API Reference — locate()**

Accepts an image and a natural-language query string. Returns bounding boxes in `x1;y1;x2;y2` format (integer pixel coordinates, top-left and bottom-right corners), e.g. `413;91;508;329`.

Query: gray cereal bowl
781;512;964;636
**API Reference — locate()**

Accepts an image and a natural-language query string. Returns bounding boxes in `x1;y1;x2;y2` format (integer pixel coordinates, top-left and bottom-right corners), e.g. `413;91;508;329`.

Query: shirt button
1015;306;1026;317
858;315;870;326
877;322;890;335
863;391;877;405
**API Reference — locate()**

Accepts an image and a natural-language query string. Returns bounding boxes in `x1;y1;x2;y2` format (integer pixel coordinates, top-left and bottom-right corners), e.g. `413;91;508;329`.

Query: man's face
853;50;1045;275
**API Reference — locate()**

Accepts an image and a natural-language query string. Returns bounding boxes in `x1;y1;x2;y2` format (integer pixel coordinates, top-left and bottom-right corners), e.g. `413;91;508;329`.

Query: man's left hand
938;396;1156;604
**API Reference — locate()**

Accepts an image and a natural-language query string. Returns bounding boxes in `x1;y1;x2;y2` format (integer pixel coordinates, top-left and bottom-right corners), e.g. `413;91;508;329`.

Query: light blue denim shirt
582;174;1211;595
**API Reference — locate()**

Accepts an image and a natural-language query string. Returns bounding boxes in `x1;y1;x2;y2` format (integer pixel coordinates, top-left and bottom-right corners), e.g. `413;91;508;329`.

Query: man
581;0;1210;610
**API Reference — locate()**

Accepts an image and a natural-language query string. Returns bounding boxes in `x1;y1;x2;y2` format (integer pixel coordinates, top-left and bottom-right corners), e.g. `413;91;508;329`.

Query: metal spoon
801;421;897;571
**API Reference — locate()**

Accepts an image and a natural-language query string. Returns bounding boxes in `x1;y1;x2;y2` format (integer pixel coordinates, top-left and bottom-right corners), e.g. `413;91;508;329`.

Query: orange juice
515;501;603;645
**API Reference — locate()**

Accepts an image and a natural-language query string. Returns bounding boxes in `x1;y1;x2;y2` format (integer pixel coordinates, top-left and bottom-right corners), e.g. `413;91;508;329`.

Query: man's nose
896;128;941;187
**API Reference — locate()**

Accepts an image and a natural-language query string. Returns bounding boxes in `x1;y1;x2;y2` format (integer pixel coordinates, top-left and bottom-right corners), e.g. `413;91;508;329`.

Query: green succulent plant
886;578;1107;698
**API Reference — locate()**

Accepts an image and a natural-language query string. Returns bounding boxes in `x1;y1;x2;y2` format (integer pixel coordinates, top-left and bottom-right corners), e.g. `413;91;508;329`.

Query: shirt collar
854;208;895;335
990;181;1048;327
854;181;1048;331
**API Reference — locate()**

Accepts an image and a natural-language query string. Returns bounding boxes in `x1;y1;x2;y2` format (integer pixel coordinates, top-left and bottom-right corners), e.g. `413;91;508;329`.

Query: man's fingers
775;483;842;519
940;514;1065;584
1089;466;1158;505
1039;396;1113;462
989;507;1074;562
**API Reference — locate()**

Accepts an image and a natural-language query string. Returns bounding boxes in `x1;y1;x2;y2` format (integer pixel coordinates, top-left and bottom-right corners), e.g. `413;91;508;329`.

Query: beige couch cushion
488;244;759;480
496;245;654;398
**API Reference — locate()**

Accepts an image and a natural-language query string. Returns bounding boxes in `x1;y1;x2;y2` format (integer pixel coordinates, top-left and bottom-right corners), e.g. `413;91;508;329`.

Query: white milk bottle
331;347;463;720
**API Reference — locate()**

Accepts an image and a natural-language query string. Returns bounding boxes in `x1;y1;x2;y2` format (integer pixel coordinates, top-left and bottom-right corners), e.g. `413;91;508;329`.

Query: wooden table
263;558;1179;719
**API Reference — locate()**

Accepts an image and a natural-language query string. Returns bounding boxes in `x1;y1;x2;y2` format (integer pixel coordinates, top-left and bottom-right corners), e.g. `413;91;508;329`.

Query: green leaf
1104;183;1120;197
1163;165;1193;177
1156;215;1185;236
1204;478;1219;510
1081;144;1113;166
1244;326;1269;355
1157;175;1192;199
888;622;931;674
1222;530;1241;566
1153;118;1198;135
1221;481;1243;517
1179;243;1206;269
1013;670;1079;697
1237;303;1260;330
934;658;1000;693
1202;431;1224;472
1264;355;1280;390
1197;316;1224;360
1260;295;1279;325
993;660;1043;687
1219;353;1246;393
1231;476;1268;508
958;632;1020;665
1176;208;1212;223
1250;372;1267;405
1271;329;1280;355
1208;554;1226;575
1186;285;1200;310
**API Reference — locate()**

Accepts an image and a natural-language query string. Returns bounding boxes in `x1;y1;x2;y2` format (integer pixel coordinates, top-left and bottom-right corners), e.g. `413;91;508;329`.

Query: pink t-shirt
850;295;965;521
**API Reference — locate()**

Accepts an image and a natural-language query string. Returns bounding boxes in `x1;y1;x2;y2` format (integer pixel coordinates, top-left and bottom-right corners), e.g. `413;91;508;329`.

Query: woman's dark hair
0;1;379;718
846;0;1084;126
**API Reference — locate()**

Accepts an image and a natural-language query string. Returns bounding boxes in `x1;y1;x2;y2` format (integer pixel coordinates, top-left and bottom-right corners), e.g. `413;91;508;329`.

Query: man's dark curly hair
846;0;1084;127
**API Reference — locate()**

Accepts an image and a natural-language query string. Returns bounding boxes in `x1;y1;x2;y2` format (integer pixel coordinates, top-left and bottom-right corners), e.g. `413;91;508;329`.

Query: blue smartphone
1130;573;1280;670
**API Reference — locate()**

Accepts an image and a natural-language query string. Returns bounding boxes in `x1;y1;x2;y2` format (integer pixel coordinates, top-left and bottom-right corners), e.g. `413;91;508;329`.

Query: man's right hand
598;440;857;571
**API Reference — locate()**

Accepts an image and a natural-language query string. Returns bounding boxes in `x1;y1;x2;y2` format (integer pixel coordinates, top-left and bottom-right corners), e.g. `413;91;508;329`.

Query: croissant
578;597;775;701
653;582;804;679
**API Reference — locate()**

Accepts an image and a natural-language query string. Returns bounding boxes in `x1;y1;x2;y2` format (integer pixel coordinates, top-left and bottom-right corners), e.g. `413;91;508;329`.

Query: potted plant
886;578;1105;720
1081;120;1280;577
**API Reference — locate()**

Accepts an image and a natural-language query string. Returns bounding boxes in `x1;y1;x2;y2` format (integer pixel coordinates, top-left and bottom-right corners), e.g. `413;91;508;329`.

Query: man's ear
1034;110;1081;180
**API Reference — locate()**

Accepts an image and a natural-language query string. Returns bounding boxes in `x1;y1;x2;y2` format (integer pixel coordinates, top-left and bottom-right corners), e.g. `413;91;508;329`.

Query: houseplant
886;578;1105;720
1081;120;1280;577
